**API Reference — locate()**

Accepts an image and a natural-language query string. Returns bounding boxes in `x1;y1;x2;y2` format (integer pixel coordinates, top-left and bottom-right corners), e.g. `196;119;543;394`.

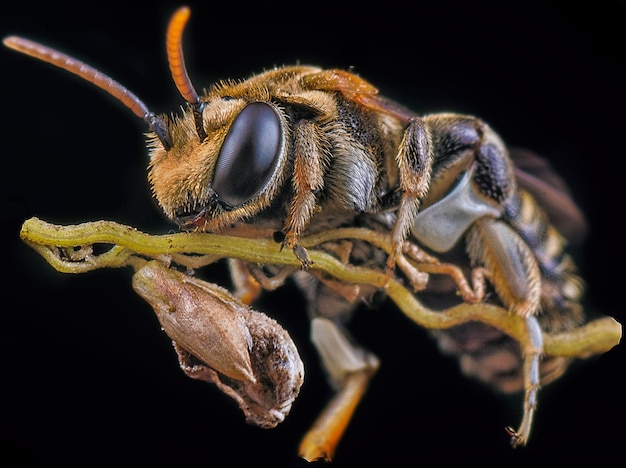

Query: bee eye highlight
213;102;282;207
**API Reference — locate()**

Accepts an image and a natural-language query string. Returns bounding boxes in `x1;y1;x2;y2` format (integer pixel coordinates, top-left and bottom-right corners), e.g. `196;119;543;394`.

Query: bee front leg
228;258;298;304
228;258;263;305
283;119;330;268
299;317;380;462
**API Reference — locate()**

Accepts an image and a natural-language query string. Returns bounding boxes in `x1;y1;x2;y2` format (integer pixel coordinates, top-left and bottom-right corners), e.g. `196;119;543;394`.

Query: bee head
4;7;290;232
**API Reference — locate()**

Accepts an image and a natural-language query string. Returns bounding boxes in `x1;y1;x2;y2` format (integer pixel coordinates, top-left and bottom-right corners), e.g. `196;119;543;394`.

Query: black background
2;1;625;466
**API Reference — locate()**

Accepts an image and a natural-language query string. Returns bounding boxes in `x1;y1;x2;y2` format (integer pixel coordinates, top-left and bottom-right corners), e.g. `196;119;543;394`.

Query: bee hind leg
507;315;543;447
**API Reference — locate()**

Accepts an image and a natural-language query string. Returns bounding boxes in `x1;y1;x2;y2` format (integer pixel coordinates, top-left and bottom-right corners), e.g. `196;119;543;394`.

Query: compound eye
213;102;282;207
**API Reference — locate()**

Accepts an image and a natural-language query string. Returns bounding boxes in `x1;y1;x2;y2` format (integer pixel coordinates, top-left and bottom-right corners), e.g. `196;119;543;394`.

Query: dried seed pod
132;260;304;428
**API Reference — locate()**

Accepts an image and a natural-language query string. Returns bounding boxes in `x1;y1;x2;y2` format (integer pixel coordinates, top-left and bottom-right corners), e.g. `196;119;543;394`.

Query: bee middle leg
299;317;380;462
387;116;434;273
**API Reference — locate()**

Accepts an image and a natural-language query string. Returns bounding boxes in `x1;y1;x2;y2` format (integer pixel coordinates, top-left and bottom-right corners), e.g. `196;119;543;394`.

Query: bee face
147;96;290;232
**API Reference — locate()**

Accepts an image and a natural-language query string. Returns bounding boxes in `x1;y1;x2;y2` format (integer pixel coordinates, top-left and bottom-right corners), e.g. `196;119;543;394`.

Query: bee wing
302;68;379;94
302;69;420;122
510;148;588;245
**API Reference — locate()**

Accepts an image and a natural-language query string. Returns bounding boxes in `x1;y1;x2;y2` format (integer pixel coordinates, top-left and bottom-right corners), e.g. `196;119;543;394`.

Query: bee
4;5;590;462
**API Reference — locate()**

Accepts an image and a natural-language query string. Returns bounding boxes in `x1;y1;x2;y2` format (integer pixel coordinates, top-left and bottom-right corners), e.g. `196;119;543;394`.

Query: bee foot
293;244;313;269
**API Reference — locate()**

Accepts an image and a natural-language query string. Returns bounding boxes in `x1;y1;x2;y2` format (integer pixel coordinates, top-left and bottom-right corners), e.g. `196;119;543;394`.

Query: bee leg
299;317;380;462
387;117;434;275
227;259;263;305
395;251;431;290
466;217;542;317
508;315;543;447
228;259;298;304
283;119;330;269
399;240;488;302
464;217;546;444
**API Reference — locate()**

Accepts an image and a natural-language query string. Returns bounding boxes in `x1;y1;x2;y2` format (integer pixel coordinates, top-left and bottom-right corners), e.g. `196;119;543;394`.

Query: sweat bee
5;5;597;462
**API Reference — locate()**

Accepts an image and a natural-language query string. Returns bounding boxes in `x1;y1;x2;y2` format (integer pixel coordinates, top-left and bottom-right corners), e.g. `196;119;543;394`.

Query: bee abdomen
505;190;585;330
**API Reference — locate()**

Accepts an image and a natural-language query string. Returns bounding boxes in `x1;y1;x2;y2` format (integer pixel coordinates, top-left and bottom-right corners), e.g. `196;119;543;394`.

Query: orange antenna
3;36;151;118
166;6;207;142
3;35;173;150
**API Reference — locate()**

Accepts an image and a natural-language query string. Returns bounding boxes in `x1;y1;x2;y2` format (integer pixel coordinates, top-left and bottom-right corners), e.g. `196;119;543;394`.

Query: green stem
19;216;622;358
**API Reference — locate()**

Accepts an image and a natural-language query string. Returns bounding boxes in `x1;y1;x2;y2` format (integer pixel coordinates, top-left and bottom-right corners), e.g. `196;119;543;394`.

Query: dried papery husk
132;260;304;427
